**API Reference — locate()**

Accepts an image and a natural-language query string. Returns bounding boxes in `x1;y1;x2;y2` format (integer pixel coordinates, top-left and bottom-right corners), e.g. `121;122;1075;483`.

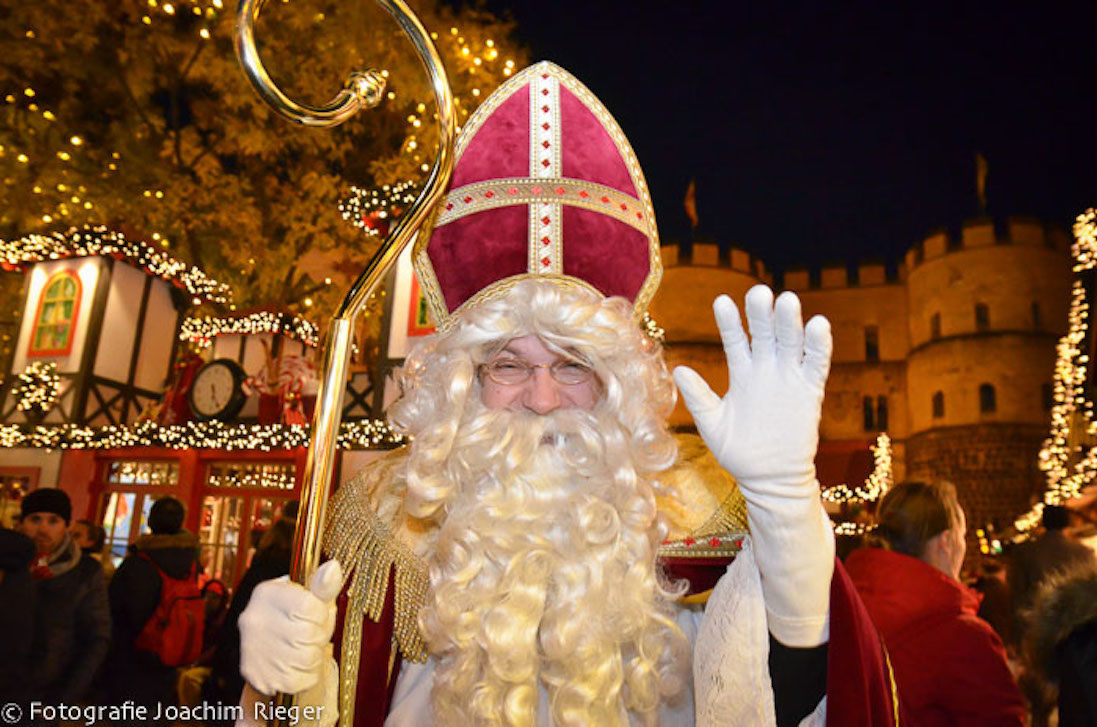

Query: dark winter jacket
1028;563;1097;727
0;528;37;703
26;535;111;704
847;547;1026;727
105;530;200;707
1008;530;1095;639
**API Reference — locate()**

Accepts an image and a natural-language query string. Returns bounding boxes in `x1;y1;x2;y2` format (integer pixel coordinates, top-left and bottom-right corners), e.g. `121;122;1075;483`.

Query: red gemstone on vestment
463;196;472;203
445;203;453;210
579;190;589;198
636;212;643;219
600;196;610;203
709;537;722;547
541;73;549;78
684;538;696;546
733;538;743;548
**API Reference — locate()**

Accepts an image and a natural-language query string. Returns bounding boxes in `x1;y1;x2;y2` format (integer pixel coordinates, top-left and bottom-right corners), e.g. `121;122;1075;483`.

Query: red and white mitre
413;61;661;328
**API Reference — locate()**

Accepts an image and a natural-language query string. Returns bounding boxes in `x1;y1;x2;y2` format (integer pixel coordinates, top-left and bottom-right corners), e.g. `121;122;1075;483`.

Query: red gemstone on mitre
542;105;550;112
484;191;494;198
541;159;551;167
463;196;472;203
507;187;518;195
555;187;565;194
579;190;589;198
541;88;549;95
600;196;609;203
620;203;628;210
541;216;551;225
445;203;453;210
541;256;551;266
541;236;550;245
531;185;542;194
542;140;550;149
542;122;550;130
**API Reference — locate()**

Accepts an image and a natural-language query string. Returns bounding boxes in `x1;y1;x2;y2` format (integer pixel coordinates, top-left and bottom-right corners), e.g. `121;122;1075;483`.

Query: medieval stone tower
650;217;1072;529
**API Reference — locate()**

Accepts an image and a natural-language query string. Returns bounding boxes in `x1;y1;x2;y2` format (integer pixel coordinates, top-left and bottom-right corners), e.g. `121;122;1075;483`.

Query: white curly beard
415;406;690;726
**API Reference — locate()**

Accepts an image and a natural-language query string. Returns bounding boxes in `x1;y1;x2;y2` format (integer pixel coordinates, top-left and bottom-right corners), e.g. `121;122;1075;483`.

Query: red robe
334;557;902;726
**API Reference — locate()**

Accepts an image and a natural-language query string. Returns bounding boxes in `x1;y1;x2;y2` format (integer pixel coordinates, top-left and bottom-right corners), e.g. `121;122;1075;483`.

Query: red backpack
134;552;206;667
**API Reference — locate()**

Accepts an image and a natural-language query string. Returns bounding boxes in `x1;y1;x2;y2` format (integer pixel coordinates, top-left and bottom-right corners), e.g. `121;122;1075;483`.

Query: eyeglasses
481;357;595;386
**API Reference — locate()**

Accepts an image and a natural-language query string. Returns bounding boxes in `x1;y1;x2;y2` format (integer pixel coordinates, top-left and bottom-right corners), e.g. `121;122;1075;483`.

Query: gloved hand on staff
673;285;835;647
237;559;343;726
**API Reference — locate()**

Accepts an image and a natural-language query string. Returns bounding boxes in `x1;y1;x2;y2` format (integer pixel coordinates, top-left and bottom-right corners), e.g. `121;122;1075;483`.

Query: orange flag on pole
684;178;699;229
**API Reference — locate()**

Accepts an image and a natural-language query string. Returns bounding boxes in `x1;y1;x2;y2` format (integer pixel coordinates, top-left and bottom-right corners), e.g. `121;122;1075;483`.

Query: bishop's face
479;335;600;413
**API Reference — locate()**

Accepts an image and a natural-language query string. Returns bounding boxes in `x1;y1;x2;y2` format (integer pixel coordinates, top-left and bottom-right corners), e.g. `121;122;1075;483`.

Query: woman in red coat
845;481;1026;726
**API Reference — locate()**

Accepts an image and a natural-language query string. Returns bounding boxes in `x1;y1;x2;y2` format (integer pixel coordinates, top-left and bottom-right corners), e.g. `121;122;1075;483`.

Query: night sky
480;0;1097;274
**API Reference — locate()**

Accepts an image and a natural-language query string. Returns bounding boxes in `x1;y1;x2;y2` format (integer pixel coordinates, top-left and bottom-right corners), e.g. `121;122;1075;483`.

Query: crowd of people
0;490;296;724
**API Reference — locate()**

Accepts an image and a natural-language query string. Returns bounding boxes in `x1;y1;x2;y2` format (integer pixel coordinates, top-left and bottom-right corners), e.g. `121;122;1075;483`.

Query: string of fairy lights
14;361;62;414
0;226;231;304
821;433;894;504
340;181;419;235
181;311;319;349
1020;208;1097;532
0;419;404;451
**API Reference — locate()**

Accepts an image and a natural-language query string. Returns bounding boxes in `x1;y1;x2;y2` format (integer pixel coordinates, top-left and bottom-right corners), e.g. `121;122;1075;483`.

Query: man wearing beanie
105;495;201;722
17;487;110;707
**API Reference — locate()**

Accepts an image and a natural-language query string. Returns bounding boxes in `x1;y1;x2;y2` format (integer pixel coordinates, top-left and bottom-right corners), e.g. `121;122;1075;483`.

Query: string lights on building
1028;208;1097;531
14;361;61;415
0;226;232;304
339;181;419;236
0;419;404;451
822;433;893;504
181;311;319;349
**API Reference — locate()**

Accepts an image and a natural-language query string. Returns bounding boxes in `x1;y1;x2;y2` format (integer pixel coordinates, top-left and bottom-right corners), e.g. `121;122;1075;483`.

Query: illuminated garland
181;311;319;348
834;521;874;537
822;433;893;504
339;181;418;236
14;361;61;414
0;226;231;304
0;419;404;451
208;471;295;490
1028;208;1097;531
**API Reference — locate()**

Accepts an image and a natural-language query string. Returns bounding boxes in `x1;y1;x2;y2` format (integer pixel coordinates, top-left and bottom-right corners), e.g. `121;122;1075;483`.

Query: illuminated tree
0;0;527;317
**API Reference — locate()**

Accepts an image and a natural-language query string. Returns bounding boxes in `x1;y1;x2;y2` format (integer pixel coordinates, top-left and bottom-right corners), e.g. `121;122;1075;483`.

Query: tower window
932;391;945;418
1031;302;1042;329
975;303;990;331
930;312;941;340
876;395;888;431
862;396;875;431
864;326;879;362
979;383;997;414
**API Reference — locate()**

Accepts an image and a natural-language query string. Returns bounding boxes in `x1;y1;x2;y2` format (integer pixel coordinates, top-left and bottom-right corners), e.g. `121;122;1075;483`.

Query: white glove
673;285;835;647
239;559;344;696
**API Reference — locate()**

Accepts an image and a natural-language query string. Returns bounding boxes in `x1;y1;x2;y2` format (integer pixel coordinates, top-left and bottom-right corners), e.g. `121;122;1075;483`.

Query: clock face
189;360;244;419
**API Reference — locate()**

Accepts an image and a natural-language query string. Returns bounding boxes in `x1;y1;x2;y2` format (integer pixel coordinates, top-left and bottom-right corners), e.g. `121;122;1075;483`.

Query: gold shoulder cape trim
323;448;429;727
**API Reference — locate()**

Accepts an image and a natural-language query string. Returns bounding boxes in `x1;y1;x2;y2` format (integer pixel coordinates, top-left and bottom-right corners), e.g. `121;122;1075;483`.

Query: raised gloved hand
673;285;835;647
239;559;344;696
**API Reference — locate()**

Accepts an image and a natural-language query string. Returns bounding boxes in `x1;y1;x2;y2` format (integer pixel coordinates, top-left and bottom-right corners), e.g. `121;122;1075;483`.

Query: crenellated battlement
661;242;770;281
905;216;1071;270
659;215;1069;295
